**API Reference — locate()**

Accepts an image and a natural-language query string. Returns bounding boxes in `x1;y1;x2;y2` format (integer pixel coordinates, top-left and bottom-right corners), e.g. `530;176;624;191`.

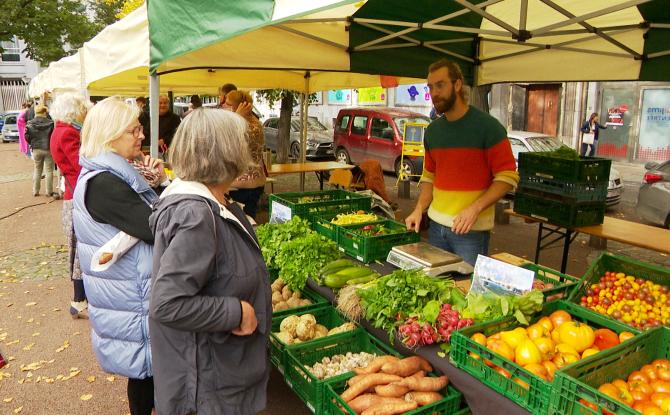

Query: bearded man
405;59;519;265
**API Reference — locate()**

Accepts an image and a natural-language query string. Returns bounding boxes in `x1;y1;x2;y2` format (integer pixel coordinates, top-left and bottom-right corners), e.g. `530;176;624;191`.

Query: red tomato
593;328;620;350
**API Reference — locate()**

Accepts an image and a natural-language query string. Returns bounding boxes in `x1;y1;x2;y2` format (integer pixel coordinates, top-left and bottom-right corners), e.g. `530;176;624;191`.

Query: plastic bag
90;232;139;272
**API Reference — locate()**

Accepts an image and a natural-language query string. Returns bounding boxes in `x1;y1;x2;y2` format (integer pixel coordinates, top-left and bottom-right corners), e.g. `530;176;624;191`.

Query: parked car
1;111;20;143
263;116;334;159
333;107;430;177
508;131;623;207
636;160;670;228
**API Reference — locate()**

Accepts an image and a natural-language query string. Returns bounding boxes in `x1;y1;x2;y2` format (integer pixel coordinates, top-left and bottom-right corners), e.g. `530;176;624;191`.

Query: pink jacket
17;110;29;155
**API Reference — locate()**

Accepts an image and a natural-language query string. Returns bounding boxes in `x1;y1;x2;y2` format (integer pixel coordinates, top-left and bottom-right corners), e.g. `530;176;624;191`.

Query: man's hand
405;209;423;233
232;301;257;336
236;102;253;117
451;204;481;235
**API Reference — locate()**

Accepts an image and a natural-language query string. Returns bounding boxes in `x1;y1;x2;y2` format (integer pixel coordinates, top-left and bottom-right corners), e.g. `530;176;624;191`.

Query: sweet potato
348;374;367;386
375;383;410;398
361;400;418;415
99;252;113;265
381;356;432;377
341;373;403;402
404;391;443;406
398;375;448;392
354;356;399;375
348;394;404;414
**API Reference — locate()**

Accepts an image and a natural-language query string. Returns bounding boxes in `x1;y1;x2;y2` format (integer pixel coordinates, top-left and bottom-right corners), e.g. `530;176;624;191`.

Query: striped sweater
421;106;519;231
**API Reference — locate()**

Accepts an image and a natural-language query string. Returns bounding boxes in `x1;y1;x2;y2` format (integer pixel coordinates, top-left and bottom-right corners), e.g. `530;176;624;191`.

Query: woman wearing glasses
72;97;168;415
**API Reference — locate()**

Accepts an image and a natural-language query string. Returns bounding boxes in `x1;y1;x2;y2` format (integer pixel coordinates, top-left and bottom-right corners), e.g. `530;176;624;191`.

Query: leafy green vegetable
256;216;340;290
357;269;461;340
256;217;312;268
275;233;340;291
422;300;441;324
538;145;580;160
456;290;543;325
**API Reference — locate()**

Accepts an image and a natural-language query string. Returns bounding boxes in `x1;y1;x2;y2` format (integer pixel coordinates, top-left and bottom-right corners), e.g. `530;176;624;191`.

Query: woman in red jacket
49;93;92;319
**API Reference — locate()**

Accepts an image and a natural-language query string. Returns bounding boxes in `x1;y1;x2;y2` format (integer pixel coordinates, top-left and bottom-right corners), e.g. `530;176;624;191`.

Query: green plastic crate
269;190;372;223
449;300;639;415
514;191;605;228
337;219;420;263
283;329;399;413
551;326;670;415
519;175;608;203
270;305;351;373
568;252;670;331
323;372;463;415
518;153;611;183
312;212;383;242
520;263;580;301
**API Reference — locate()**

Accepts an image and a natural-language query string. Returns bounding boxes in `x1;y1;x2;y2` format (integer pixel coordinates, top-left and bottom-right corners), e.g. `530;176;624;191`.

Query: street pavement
0;141;667;414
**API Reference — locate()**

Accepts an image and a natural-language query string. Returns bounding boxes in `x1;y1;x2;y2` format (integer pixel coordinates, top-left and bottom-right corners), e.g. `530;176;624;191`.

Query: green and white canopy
149;0;670;86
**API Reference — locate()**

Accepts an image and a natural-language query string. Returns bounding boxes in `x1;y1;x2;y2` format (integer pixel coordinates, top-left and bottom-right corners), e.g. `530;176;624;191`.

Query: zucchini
346;273;380;285
324;267;373;288
320;258;354;274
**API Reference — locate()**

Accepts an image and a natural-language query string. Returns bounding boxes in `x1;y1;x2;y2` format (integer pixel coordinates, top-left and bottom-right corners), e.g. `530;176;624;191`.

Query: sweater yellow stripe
427;188;495;231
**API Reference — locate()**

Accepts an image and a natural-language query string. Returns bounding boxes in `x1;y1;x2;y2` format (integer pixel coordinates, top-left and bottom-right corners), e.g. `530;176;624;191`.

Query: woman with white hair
73;96;166;415
149;108;271;415
50;92;92;319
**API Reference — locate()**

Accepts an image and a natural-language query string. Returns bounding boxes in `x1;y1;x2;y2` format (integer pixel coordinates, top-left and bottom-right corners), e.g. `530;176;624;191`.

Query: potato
299;299;312;306
274;301;289;311
291;290;302;300
271;278;285;292
282;285;292;300
300;314;316;325
286;297;301;308
271;291;283;305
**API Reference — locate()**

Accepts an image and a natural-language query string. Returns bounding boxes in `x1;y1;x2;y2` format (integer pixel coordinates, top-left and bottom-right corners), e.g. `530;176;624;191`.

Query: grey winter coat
25;116;54;150
148;179;272;415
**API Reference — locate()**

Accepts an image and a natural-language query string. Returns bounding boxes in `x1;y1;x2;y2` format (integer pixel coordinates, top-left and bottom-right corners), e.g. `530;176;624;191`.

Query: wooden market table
506;209;670;273
267;161;354;191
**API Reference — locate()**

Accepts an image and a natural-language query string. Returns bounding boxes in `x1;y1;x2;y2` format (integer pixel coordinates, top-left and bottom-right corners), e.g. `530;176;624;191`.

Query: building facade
0;37;40;112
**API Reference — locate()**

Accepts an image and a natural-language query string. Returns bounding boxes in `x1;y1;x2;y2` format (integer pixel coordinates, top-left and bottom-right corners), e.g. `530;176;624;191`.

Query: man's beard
433;88;457;114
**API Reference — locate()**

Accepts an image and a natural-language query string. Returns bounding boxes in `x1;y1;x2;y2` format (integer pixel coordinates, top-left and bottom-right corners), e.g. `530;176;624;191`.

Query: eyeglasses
126;125;143;138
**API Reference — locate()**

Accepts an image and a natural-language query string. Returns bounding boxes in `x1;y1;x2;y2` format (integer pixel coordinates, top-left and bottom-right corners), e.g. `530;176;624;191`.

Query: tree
0;0;97;64
114;0;144;19
256;89;296;163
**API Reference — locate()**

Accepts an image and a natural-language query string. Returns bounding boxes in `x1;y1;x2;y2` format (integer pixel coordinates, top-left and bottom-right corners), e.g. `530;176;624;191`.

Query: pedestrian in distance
224;89;266;219
50;92;93;319
73;97;168;415
25;105;55;197
17;102;32;158
136;96;150;147
405;58;519;266
149;108;271;415
580;112;607;157
158;95;181;156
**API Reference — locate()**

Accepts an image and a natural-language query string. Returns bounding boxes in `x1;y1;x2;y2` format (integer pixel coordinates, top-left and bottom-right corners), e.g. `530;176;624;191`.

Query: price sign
270;201;292;224
472;255;535;295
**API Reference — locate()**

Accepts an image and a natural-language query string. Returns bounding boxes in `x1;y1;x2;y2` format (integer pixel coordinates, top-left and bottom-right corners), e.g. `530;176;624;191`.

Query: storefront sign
357;87;386;105
638;88;670;161
327;89;352;105
395;83;432;106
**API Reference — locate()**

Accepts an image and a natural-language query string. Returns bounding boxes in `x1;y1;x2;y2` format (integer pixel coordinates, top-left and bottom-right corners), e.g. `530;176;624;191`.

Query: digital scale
386;242;474;277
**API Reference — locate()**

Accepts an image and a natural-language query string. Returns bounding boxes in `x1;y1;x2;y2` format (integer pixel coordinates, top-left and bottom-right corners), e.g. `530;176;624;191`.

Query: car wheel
335;148;350;164
289;142;301;160
395;158;415;180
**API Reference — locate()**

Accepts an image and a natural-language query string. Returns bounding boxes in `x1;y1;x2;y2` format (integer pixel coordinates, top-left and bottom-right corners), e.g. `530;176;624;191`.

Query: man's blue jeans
428;220;490;266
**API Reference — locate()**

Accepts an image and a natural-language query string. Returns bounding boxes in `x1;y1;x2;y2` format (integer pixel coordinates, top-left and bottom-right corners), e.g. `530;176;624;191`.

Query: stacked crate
514;153;611;227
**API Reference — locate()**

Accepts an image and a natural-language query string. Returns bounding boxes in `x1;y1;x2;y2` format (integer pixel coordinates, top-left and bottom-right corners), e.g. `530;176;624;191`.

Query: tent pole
299;72;310;191
78;48;88;99
149;74;160;159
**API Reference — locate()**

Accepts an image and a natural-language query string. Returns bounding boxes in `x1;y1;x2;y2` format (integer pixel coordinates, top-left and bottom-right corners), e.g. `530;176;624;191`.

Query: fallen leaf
6;303;12;308
5;340;19;346
106;376;115;382
13;406;22;413
3;397;13;403
80;394;93;401
31;333;39;337
51;308;60;312
86;376;95;383
21;343;34;351
24;302;36;307
26;318;34;323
